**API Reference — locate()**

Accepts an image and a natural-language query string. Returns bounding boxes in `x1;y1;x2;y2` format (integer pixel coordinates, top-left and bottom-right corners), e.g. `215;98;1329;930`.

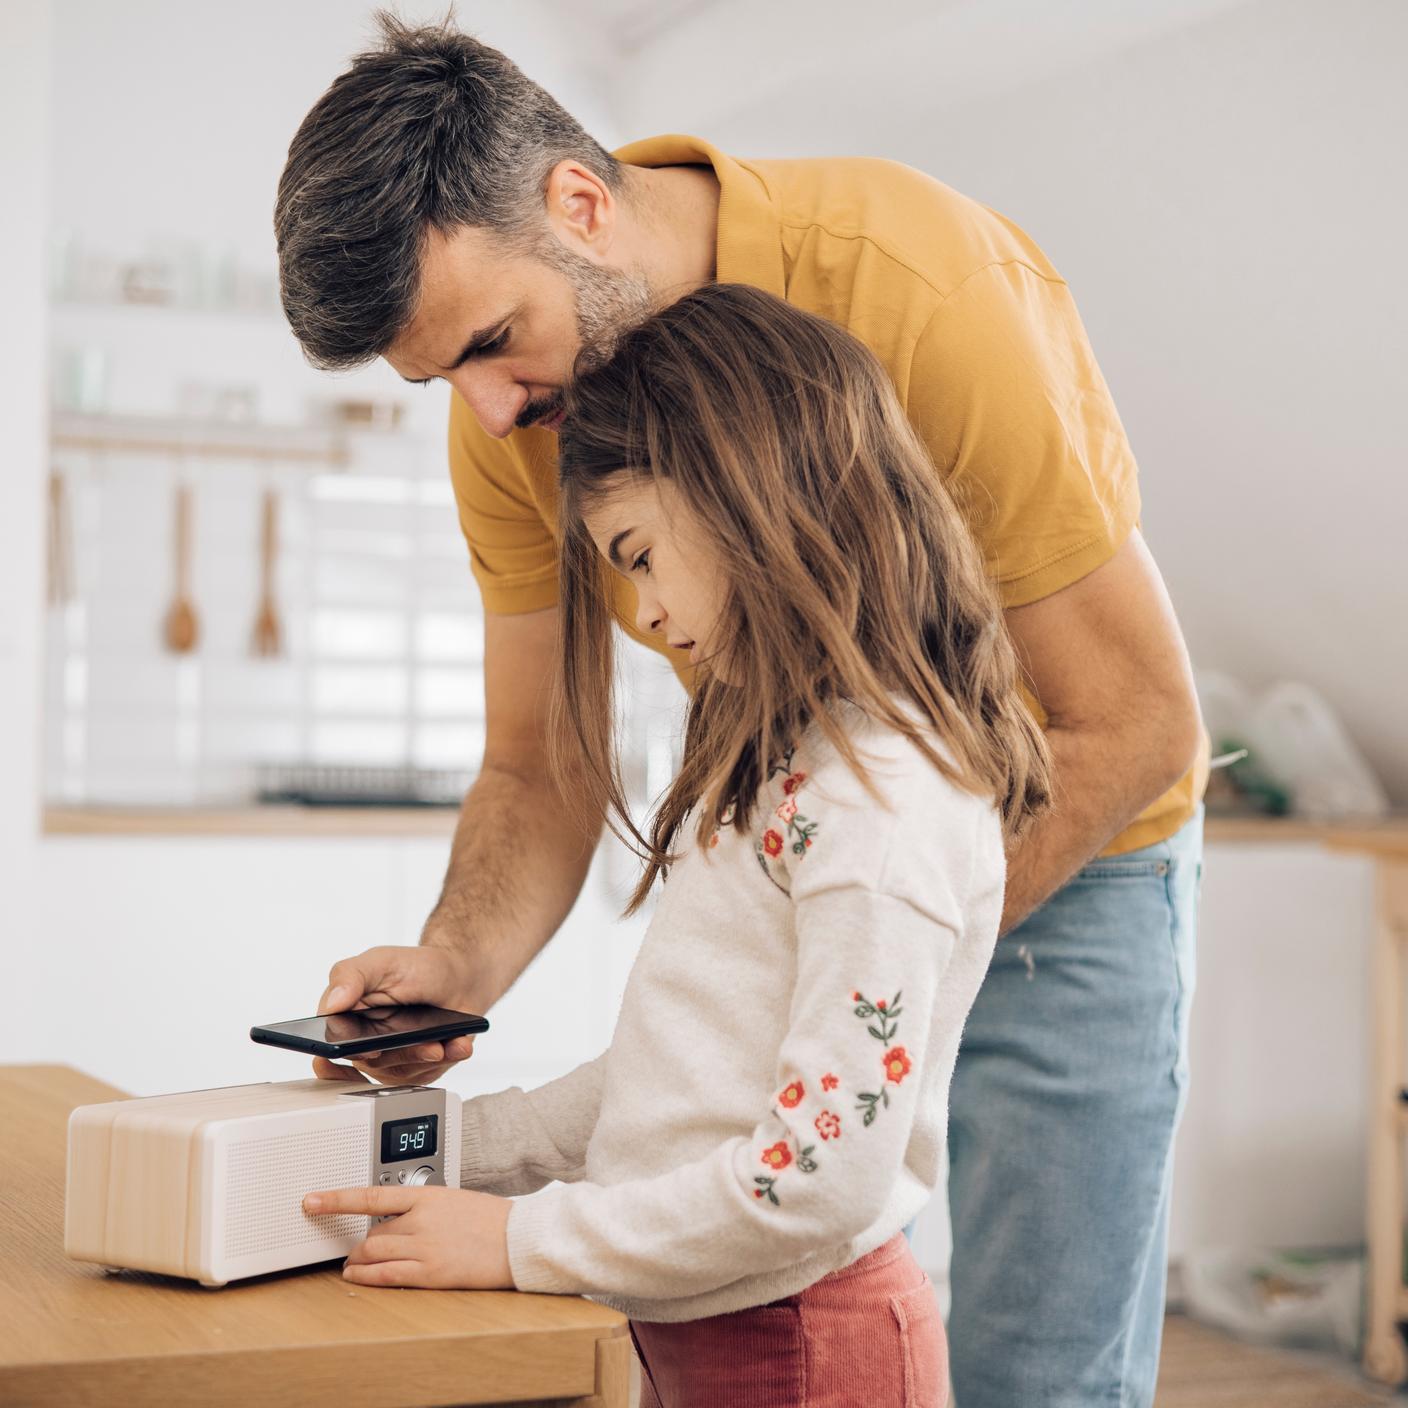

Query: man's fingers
311;1057;372;1084
304;1185;423;1218
318;968;364;1014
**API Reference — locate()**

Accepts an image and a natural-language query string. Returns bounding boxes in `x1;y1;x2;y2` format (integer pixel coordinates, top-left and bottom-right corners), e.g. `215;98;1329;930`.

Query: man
276;15;1206;1407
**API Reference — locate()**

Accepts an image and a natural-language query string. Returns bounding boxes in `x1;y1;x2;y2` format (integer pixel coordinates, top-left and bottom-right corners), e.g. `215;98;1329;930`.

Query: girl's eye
631;550;651;574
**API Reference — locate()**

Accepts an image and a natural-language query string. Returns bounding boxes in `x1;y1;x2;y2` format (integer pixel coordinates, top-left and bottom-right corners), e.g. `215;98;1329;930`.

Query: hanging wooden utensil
163;481;199;653
250;487;283;657
47;468;74;607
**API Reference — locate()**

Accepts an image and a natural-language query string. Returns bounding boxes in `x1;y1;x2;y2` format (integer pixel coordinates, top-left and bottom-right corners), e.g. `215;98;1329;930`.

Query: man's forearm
421;761;604;1009
1000;719;1196;935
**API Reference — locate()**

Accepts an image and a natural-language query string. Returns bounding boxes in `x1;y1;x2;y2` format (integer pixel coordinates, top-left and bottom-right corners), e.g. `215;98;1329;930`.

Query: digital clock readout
380;1114;438;1164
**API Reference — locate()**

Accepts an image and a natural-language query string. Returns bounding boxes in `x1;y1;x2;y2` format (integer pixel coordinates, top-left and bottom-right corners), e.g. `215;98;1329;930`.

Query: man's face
384;223;650;439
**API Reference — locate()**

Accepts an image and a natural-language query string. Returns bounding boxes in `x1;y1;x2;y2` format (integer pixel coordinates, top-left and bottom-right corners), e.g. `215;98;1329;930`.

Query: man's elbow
1140;683;1204;799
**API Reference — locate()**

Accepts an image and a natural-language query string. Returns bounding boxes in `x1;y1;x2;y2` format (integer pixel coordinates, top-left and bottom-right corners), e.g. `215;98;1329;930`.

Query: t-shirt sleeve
905;259;1141;608
446;392;559;614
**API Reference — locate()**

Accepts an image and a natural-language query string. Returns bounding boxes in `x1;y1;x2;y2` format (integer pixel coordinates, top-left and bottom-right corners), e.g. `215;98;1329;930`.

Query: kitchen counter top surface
0;1063;627;1407
42;804;1408;845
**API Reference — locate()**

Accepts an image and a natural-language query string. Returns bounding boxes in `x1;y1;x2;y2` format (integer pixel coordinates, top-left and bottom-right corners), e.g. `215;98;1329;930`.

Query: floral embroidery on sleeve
753;1136;818;1205
749;984;917;1212
754;749;820;888
851;989;910;1126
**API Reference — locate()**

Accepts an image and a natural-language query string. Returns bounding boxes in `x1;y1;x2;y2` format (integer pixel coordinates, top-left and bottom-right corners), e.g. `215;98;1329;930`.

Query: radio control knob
407;1165;435;1187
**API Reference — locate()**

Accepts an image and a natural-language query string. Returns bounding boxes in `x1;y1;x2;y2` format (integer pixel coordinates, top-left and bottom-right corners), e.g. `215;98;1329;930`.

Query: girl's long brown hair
553;283;1051;913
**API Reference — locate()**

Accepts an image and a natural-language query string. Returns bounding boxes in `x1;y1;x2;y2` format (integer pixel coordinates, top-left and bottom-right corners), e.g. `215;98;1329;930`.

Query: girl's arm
459;1052;608;1196
503;770;985;1299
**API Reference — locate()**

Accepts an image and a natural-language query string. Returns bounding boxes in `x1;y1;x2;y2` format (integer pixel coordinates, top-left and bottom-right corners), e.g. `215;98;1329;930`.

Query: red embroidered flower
762;829;784;857
876;999;887;1011
820;1072;839;1092
851;991;861;1002
883;1046;912;1084
754;1187;764;1198
815;1110;842;1141
775;796;799;824
778;1079;805;1108
760;1141;793;1170
782;771;808;795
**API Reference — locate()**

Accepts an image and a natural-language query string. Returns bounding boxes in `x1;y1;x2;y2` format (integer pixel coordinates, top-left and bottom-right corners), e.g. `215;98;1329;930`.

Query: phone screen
253;1004;487;1053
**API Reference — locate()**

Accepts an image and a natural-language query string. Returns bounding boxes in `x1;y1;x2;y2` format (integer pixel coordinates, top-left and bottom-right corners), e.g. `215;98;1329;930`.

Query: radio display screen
381;1115;438;1164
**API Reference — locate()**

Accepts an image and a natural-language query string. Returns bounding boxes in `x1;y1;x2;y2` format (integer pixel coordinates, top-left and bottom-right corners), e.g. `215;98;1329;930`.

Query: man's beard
515;244;655;432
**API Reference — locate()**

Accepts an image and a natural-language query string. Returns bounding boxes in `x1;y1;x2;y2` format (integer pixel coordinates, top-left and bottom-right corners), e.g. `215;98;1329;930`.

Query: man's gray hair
274;11;623;370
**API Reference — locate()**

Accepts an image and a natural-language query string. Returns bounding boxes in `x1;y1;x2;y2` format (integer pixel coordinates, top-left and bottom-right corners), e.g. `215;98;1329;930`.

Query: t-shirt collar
611;133;785;298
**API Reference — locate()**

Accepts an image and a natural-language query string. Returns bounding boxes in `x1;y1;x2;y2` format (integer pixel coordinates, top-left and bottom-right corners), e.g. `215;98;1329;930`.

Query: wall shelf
51;411;350;467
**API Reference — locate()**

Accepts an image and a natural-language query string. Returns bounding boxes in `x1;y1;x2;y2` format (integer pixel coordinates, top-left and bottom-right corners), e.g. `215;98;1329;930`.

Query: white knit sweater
459;703;1005;1322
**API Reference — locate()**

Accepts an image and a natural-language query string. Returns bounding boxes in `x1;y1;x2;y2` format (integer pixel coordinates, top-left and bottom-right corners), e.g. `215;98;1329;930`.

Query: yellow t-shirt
448;133;1207;855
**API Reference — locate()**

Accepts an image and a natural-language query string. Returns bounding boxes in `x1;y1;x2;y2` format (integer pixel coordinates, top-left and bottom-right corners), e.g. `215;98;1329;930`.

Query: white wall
614;0;1408;803
1;5;51;1018
49;0;617;275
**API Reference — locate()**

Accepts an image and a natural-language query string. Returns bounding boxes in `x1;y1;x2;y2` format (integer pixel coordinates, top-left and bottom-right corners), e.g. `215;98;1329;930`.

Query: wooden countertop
1204;813;1408;855
0;1064;627;1407
43;805;460;838
42;804;1408;846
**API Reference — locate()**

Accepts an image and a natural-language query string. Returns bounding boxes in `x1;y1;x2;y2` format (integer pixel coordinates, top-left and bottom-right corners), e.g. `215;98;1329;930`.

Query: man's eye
632;550;651;574
478;329;509;356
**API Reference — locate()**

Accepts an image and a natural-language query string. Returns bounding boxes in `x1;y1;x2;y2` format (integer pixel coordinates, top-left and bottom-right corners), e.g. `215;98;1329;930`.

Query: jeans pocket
892;1276;949;1408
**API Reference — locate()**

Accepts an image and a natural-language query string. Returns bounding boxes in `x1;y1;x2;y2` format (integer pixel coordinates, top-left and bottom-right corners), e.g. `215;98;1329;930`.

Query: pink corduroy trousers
629;1233;949;1408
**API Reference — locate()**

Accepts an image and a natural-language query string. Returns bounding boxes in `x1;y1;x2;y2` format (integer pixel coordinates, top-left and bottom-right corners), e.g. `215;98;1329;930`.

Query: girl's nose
634;595;663;637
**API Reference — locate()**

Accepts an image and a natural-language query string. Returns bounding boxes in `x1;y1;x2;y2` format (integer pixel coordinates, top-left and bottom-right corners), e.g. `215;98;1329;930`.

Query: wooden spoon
47;468;74;607
163;482;199;654
250;487;283;657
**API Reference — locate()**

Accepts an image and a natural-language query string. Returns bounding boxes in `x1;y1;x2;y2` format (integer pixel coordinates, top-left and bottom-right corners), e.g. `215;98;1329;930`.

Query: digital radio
65;1079;461;1286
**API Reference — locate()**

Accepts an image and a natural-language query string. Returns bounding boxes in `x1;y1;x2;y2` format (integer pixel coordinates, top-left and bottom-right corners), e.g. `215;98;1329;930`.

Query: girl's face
580;474;731;677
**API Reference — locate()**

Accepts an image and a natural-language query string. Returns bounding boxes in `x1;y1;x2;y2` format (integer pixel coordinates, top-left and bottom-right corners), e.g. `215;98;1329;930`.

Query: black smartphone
250;1004;489;1059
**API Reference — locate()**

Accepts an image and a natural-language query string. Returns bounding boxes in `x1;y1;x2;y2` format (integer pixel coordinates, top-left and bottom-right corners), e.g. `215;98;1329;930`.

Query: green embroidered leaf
867;1024;885;1041
797;1145;818;1173
863;1104;877;1126
854;1003;875;1019
754;1175;780;1207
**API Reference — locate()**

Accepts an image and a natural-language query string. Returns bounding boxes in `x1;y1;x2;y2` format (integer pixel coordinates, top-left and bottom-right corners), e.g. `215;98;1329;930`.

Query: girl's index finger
303;1185;418;1217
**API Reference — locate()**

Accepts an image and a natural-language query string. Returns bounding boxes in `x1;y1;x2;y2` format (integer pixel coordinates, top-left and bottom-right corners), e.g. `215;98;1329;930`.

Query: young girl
307;284;1051;1406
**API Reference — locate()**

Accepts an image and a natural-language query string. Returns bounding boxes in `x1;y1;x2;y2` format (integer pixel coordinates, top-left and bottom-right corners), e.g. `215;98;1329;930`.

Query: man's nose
450;371;528;440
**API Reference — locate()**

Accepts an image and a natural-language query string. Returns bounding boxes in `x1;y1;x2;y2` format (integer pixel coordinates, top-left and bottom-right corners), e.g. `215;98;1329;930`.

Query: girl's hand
302;1184;514;1289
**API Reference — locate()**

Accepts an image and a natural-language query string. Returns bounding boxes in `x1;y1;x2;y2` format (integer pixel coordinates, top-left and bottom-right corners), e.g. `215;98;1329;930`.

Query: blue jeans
945;808;1203;1408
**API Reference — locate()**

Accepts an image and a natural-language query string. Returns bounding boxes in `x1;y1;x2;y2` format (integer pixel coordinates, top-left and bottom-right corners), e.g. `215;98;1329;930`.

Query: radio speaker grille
224;1126;367;1257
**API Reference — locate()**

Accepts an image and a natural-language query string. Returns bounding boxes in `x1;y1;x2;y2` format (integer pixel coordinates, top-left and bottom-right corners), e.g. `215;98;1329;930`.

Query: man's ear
544;159;617;259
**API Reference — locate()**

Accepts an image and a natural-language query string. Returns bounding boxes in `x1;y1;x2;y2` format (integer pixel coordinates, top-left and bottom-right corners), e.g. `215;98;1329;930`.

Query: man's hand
313;945;484;1086
302;1184;514;1290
